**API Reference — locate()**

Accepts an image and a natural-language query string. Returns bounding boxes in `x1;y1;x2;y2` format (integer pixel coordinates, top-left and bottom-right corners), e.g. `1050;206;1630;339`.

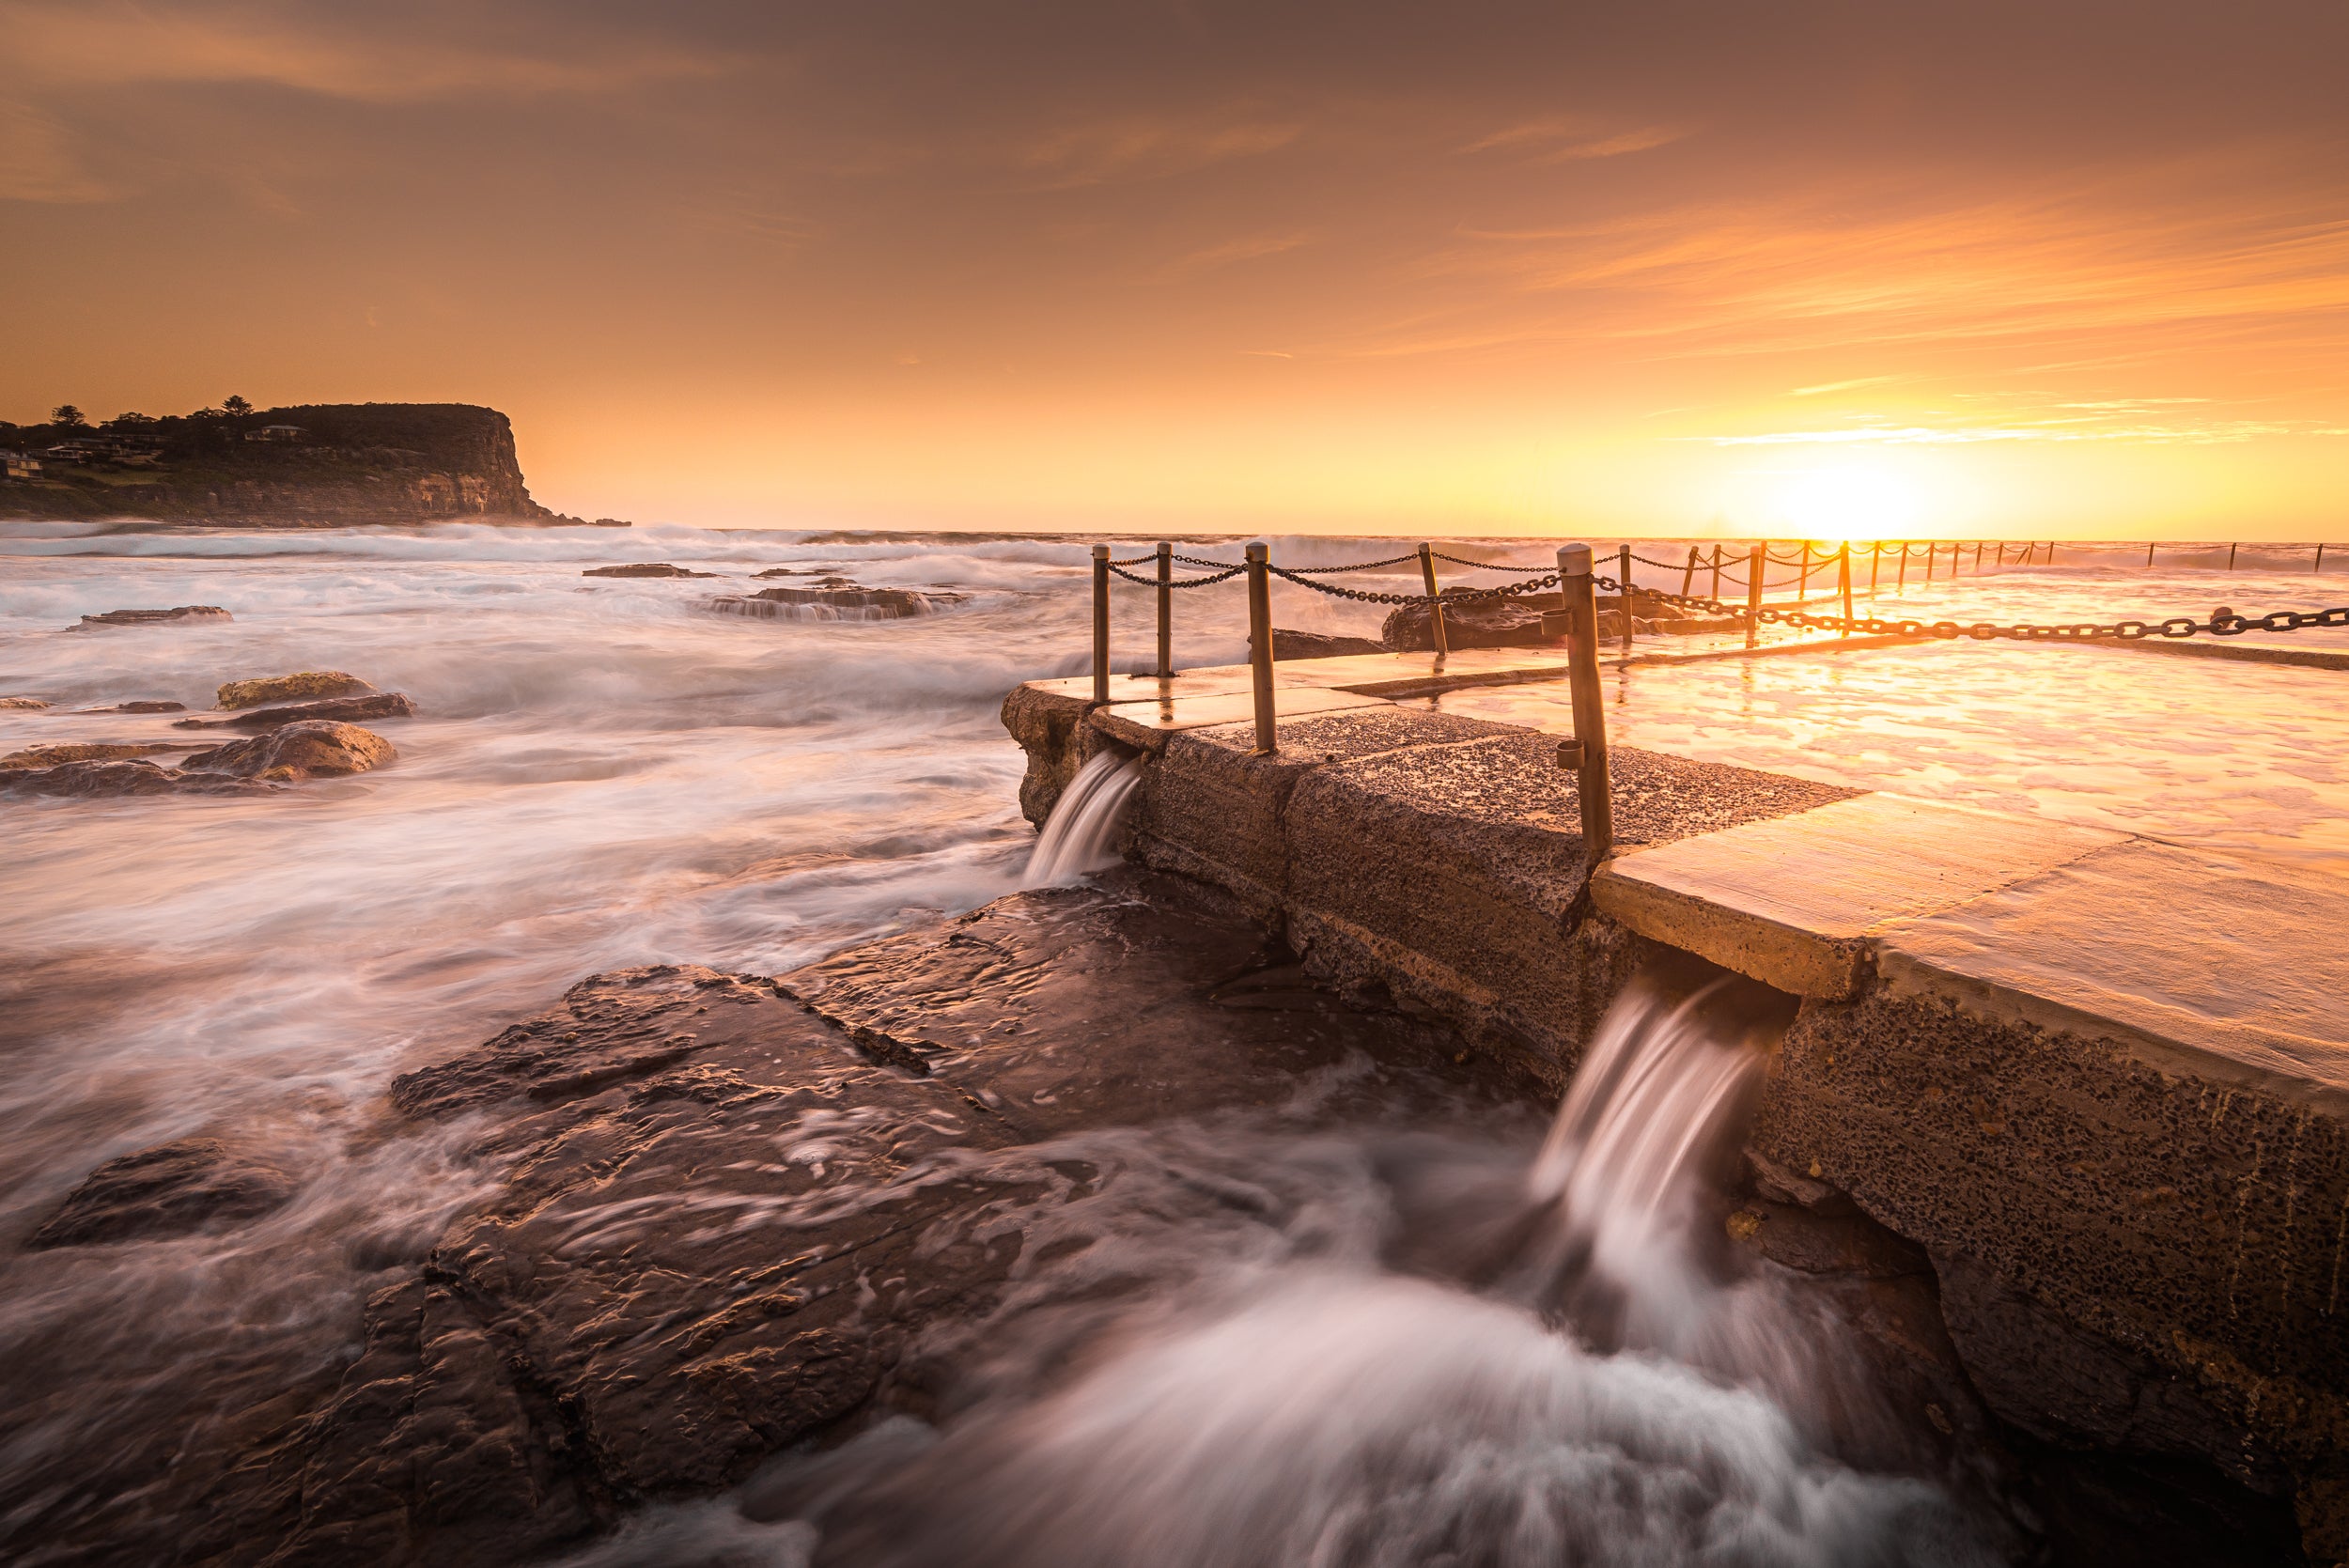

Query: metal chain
1107;563;1245;589
1426;551;1552;574
1266;566;1562;607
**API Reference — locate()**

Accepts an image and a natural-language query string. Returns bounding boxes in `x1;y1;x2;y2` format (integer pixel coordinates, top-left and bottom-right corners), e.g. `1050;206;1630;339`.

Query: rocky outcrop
173;693;417;732
1254;629;1386;660
583;563;718;578
708;584;965;621
1379;592;1735;652
180;721;396;782
76;700;186;713
27;1139;298;1249
0;741;184;769
76;606;232;628
0;696;50;709
215;671;376;710
0;404;561;526
0;759;262;797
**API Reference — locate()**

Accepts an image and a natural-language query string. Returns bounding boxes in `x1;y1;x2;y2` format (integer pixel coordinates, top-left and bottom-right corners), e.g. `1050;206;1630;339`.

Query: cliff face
0;403;572;526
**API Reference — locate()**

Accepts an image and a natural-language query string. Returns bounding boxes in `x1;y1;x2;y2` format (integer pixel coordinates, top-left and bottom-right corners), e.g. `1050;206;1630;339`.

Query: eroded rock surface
0;741;184;769
708;584;965;620
1255;629;1386;659
0;758;264;797
1379;591;1730;651
181;721;397;782
582;563;716;578
0;696;51;709
76;700;188;713
174;693;419;732
28;1139;298;1249
77;607;233;628
216;671;378;710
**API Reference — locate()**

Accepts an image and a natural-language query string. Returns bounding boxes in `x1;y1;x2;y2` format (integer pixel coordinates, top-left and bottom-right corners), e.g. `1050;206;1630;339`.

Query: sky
4;0;2348;537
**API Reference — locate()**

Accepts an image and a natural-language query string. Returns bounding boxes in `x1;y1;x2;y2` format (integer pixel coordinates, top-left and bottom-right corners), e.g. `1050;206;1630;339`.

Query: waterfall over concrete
1023;750;1144;885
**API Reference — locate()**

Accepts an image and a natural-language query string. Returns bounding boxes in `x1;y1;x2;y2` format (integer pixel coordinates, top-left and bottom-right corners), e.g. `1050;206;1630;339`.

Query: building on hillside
2;452;41;481
245;425;307;442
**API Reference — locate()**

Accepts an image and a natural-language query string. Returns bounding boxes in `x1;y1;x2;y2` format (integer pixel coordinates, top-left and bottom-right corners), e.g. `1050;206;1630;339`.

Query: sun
1776;466;1922;542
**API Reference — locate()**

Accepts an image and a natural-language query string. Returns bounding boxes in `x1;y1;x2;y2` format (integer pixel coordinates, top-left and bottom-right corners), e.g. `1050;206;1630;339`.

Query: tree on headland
51;404;86;427
109;411;156;428
222;396;254;419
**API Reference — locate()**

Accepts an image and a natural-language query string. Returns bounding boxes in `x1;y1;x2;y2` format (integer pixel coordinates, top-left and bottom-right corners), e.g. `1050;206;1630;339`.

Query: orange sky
5;0;2348;536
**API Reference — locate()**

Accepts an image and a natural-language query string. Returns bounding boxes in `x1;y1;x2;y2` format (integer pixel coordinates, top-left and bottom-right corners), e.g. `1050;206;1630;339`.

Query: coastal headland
0;402;610;528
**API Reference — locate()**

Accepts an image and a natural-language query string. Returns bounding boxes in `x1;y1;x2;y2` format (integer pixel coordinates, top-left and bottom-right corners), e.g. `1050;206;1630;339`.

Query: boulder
172;693;418;732
28;1139;297;1249
1381;592;1726;651
215;671;377;710
180;721;396;783
583;562;718;578
709;584;965;620
1252;629;1387;660
76;700;187;714
0;759;193;797
0;741;184;769
0;696;50;709
76;607;233;628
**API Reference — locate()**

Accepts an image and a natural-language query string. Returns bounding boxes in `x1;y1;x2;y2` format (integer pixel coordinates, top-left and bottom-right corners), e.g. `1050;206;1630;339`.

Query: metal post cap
1556;543;1594;575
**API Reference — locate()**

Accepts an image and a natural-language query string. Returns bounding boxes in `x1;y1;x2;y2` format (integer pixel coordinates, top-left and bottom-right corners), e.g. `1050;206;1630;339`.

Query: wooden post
1418;542;1449;657
1869;541;1881;595
1557;543;1613;861
1155;541;1173;678
1709;543;1723;599
1091;544;1111;704
1617;543;1634;652
1681;545;1699;597
1745;542;1765;648
2228;542;2238;572
1896;542;1909;592
1924;541;1937;583
1974;541;1983;572
2318;544;2326;573
2147;541;2156;567
1838;543;1854;636
1796;541;1813;599
1245;544;1275;753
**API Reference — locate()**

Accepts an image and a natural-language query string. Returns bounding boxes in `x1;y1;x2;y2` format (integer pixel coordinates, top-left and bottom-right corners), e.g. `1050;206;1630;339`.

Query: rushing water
1023;750;1145;885
1;520;2332;1560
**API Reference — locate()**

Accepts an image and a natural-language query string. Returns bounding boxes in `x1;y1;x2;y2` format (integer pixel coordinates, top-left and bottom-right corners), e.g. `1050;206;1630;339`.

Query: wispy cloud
0;98;116;203
1461;119;1691;162
1792;376;1902;396
1141;233;1314;284
1015;115;1299;191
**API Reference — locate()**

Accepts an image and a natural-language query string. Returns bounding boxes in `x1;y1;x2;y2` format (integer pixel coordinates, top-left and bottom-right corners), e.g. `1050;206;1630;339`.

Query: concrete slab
1088;686;1390;749
1876;841;2349;1100
1591;795;2126;998
1022;666;1259;703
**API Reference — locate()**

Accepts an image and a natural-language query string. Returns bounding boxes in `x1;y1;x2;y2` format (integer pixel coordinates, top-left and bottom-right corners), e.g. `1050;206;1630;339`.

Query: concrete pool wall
1003;652;2349;1562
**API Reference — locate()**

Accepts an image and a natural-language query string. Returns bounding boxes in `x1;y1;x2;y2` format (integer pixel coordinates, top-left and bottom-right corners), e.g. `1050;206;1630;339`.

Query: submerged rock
180;721;397;782
708;583;966;621
76;606;233;628
583;562;718;578
173;692;418;732
76;700;187;714
0;759;201;797
1379;592;1729;651
215;671;377;710
0;741;185;769
28;1139;297;1249
0;696;51;709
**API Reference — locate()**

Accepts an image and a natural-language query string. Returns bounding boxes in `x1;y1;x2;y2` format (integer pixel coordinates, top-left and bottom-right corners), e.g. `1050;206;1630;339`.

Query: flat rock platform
1003;649;2349;1561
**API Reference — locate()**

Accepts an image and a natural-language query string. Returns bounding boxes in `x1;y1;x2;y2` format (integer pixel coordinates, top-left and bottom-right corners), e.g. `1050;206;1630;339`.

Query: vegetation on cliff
0;399;589;526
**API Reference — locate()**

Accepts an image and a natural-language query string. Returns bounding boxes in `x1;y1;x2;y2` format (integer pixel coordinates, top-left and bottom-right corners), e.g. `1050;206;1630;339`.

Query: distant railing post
1154;541;1173;677
2147;541;2156;568
2228;542;2238;572
1796;541;1813;599
1838;543;1854;636
1557;543;1613;861
1745;542;1765;648
2317;544;2326;573
1091;544;1111;704
1869;540;1881;595
1245;543;1276;753
1897;542;1909;593
1680;545;1698;597
1616;544;1634;652
1974;541;1983;572
1924;541;1937;583
1708;543;1722;599
1417;542;1449;657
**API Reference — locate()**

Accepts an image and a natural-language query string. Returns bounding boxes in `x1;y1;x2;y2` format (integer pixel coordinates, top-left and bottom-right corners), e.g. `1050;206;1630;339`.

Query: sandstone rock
215;671;377;710
1379;592;1719;651
0;758;262;797
28;1138;297;1248
180;721;396;782
172;692;418;732
753;567;857;583
77;606;233;628
709;584;965;620
76;700;187;713
1252;629;1387;660
0;741;184;769
0;696;50;709
582;562;717;578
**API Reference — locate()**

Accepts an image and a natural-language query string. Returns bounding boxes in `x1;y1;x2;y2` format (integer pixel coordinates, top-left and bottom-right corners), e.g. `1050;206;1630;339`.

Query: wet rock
76;606;233;628
215;671;377;710
582;562;718;578
0;696;51;709
0;741;184;769
172;692;419;732
180;721;397;783
753;567;857;583
0;758;264;797
1252;629;1387;660
27;1138;298;1248
1379;592;1715;651
709;584;965;620
76;700;187;713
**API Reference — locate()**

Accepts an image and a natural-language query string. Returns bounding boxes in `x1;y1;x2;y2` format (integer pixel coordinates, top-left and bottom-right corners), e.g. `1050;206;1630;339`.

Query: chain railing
1081;539;2349;845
